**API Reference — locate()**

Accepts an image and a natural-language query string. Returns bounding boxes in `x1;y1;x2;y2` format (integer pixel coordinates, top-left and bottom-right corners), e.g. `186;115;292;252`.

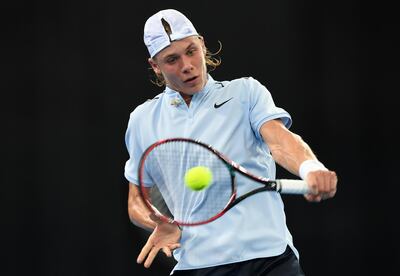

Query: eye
187;48;196;56
166;56;177;64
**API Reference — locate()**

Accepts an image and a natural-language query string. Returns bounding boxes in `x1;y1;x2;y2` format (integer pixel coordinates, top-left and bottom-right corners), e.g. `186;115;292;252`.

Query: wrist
299;159;327;180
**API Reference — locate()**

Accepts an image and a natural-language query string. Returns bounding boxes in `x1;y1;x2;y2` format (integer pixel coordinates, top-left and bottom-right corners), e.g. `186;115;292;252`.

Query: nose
181;56;193;74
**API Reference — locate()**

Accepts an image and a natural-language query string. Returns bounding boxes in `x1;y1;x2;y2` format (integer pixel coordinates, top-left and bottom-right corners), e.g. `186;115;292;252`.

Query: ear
148;58;161;75
198;36;206;54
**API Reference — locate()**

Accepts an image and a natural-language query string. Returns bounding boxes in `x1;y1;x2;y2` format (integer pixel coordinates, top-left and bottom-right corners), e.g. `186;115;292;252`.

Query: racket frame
138;137;307;226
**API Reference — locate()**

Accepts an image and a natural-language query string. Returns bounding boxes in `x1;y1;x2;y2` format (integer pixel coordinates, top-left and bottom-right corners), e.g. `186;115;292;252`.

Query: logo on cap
161;18;173;42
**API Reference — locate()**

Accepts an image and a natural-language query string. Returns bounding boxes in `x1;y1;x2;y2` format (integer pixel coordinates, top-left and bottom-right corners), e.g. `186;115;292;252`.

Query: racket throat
271;180;281;192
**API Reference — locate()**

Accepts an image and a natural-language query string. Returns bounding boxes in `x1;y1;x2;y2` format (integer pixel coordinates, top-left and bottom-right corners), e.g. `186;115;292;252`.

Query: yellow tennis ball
184;166;213;191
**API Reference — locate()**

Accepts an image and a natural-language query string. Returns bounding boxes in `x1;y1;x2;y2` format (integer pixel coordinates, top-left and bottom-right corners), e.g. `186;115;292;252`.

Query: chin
186;86;203;94
188;80;206;93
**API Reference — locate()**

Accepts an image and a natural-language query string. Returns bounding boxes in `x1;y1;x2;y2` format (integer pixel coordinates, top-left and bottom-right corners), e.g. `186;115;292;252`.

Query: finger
144;247;160;268
327;189;336;198
306;180;318;195
330;171;338;192
316;171;328;193
304;194;322;202
137;240;154;264
322;172;330;193
161;243;181;257
162;247;172;257
314;195;322;202
169;243;181;250
321;193;330;200
321;172;336;197
307;173;320;195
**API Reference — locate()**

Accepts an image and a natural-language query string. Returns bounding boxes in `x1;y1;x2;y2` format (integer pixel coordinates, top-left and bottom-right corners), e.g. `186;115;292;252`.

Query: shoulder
231;76;260;84
215;77;267;102
220;76;264;91
128;92;164;119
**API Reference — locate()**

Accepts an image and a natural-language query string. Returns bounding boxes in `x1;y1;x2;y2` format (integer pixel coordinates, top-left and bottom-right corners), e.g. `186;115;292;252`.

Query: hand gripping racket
138;138;310;226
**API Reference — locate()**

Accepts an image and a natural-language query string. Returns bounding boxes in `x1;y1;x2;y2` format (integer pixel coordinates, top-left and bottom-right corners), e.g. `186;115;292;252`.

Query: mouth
184;76;198;83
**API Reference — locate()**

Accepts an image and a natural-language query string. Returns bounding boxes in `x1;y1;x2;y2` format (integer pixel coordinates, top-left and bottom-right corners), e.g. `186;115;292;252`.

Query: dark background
3;0;399;275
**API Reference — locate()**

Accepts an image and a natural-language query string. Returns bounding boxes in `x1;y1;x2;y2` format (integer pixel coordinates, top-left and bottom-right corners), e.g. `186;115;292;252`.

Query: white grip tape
277;179;309;194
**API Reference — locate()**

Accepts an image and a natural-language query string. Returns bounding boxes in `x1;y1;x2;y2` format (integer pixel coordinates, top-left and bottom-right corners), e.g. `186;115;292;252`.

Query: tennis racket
138;137;310;226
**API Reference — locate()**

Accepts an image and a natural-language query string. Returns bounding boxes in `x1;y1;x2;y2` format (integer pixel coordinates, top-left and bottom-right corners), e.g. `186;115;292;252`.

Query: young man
124;9;337;275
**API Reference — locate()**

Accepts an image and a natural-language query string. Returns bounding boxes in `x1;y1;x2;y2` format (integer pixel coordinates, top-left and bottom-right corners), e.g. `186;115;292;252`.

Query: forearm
261;120;337;201
128;201;157;231
271;132;317;176
261;120;319;177
128;183;157;231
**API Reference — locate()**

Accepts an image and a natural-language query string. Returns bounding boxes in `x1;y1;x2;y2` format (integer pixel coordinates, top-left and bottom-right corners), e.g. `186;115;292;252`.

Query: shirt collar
164;74;215;96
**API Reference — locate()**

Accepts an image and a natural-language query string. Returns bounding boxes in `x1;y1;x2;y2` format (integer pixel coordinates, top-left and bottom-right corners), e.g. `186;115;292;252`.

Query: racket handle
276;179;310;194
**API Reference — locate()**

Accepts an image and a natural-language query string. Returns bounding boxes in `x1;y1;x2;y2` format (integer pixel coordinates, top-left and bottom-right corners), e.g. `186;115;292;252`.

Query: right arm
128;183;181;268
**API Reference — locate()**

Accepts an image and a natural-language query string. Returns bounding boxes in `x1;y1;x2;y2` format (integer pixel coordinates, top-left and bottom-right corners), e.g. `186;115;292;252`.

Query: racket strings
143;141;234;224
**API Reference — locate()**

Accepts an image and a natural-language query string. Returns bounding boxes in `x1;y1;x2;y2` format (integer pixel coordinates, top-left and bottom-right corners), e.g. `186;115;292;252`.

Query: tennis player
124;9;337;275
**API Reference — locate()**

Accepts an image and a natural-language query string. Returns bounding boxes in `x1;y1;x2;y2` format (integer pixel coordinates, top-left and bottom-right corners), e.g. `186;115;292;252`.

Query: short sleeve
247;77;292;141
123;110;154;187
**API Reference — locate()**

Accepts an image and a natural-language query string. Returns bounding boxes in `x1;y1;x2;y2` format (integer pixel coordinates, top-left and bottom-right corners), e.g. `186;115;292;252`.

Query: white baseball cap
144;9;199;58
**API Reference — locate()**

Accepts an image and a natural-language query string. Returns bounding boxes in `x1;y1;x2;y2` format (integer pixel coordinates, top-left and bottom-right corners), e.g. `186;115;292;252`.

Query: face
149;36;207;95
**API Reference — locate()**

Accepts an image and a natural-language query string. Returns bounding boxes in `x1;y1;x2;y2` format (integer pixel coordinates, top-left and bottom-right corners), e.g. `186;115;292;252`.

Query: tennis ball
184;166;213;191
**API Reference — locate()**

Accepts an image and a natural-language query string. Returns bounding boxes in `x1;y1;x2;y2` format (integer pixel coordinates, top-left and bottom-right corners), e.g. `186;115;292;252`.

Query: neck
181;94;193;106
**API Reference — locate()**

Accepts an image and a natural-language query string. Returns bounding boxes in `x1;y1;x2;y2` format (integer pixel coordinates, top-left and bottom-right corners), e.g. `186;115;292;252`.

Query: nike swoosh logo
214;97;233;108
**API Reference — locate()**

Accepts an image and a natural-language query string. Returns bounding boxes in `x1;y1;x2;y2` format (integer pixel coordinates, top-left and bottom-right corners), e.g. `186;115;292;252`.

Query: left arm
260;119;337;202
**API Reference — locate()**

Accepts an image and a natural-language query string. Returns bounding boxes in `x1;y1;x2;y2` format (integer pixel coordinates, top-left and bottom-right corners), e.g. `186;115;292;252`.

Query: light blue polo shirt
124;75;299;273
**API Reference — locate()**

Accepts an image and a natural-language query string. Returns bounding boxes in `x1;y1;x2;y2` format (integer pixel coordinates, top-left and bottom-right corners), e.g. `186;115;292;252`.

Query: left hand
304;170;337;202
136;214;181;268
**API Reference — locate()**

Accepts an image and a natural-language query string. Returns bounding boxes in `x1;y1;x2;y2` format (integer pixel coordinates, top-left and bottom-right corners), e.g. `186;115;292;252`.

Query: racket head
138;138;237;226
